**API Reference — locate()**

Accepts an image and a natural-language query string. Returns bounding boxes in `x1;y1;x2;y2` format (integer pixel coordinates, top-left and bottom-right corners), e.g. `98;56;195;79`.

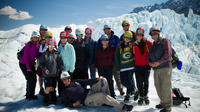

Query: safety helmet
60;71;70;79
65;26;72;31
124;31;133;39
31;31;40;37
40;25;48;30
48;39;56;46
60;31;68;38
100;34;109;40
149;26;160;35
85;27;92;34
136;27;145;35
45;31;53;38
68;33;75;39
122;20;130;26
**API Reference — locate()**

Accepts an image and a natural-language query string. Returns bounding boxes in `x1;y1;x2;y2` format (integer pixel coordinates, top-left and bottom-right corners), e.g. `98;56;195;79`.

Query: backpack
161;38;180;69
172;88;191;108
17;42;32;60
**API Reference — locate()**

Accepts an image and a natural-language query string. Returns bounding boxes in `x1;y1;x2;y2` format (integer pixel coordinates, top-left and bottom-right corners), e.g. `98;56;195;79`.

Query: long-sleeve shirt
19;41;40;70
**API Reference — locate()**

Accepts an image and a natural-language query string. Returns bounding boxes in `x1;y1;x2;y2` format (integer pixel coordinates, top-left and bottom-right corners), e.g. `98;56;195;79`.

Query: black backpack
17;42;32;60
172;88;191;108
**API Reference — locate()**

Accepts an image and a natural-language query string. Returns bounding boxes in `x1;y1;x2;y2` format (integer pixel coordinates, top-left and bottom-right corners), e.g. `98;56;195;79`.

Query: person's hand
45;69;49;75
27;69;31;72
97;76;104;80
116;71;120;75
73;100;81;107
154;62;160;67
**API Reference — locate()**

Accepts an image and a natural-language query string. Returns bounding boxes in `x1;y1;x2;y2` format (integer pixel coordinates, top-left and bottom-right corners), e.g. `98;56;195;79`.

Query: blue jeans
89;65;96;79
120;70;136;94
98;67;115;98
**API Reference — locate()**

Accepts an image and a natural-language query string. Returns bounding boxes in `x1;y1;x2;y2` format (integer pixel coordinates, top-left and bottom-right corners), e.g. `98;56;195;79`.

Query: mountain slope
131;0;200;17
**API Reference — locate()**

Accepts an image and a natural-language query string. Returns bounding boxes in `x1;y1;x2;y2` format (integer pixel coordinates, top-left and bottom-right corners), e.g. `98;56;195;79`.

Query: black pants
98;67;115;98
135;68;150;97
19;62;37;97
72;68;88;80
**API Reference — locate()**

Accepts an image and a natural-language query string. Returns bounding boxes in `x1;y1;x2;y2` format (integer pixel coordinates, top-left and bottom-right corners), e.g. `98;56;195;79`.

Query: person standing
120;20;136;43
57;31;76;97
114;31;138;102
72;28;89;80
94;34;116;98
148;26;173;112
39;39;65;106
19;31;40;100
84;27;97;79
97;25;124;96
133;27;152;105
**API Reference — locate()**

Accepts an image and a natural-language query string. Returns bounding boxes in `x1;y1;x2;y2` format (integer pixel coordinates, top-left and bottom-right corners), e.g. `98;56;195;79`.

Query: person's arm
76;78;98;86
39;53;47;72
70;45;76;72
114;45;120;71
23;42;31;71
57;53;65;72
157;39;172;64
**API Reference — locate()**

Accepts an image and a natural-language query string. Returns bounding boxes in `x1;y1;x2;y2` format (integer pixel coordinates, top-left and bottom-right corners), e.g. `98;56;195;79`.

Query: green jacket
114;43;134;72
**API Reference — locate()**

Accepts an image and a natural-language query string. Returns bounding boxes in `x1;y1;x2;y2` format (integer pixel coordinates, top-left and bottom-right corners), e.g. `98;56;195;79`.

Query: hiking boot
49;91;57;105
26;95;38;100
160;109;171;112
39;88;45;96
124;94;130;103
138;97;144;105
122;104;133;111
120;90;125;96
134;91;139;101
42;94;49;106
144;96;150;105
155;104;163;109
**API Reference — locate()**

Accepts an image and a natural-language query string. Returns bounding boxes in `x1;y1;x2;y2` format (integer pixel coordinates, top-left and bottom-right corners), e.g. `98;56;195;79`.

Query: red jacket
133;40;152;66
94;45;115;68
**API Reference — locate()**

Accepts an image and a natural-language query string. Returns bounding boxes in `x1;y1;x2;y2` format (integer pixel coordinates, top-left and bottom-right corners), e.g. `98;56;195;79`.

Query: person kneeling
60;71;133;111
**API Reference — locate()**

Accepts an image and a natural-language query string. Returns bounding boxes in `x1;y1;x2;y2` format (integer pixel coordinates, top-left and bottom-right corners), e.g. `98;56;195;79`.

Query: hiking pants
135;68;150;97
85;78;124;110
98;67;115;98
120;70;136;94
19;62;37;97
154;67;172;111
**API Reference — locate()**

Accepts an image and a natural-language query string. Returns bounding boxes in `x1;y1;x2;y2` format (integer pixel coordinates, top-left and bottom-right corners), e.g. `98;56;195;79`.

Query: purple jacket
20;41;40;70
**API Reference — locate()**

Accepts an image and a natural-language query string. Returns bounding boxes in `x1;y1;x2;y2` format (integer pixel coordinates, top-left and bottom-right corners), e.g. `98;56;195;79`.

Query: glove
177;60;182;70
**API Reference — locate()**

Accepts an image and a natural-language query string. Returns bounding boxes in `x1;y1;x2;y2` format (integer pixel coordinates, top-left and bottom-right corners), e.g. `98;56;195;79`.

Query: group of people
18;19;173;112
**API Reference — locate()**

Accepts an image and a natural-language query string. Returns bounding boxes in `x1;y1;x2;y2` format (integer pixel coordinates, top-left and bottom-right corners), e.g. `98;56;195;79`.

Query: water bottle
177;60;182;70
100;78;104;87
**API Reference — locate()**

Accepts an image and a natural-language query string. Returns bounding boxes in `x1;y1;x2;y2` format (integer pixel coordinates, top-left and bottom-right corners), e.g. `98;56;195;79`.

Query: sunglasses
150;33;158;36
122;24;129;27
61;37;68;39
76;34;82;36
48;45;55;48
101;39;109;41
62;77;70;81
45;36;52;39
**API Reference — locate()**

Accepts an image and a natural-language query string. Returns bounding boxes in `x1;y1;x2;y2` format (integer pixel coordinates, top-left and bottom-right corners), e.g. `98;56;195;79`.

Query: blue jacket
62;79;98;107
97;31;120;49
58;42;76;72
83;37;97;65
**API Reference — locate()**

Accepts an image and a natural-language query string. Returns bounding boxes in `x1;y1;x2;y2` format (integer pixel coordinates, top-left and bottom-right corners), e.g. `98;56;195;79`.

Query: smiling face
150;31;159;42
122;24;129;31
62;77;71;86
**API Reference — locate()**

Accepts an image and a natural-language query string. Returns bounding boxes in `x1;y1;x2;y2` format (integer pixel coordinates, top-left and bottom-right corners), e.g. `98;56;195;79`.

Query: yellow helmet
122;20;130;26
45;31;53;38
124;31;133;39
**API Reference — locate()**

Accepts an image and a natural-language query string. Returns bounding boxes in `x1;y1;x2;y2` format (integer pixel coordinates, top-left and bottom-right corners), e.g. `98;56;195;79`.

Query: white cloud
0;5;33;20
9;11;32;20
0;6;17;15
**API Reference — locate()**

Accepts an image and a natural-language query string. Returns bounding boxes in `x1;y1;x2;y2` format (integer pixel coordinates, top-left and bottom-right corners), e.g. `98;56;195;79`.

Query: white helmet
60;71;70;79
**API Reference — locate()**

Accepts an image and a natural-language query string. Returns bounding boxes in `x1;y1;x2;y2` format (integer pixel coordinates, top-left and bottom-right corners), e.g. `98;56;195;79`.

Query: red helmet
136;27;144;35
65;26;72;31
48;39;57;46
60;31;68;38
149;26;160;35
85;27;92;34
